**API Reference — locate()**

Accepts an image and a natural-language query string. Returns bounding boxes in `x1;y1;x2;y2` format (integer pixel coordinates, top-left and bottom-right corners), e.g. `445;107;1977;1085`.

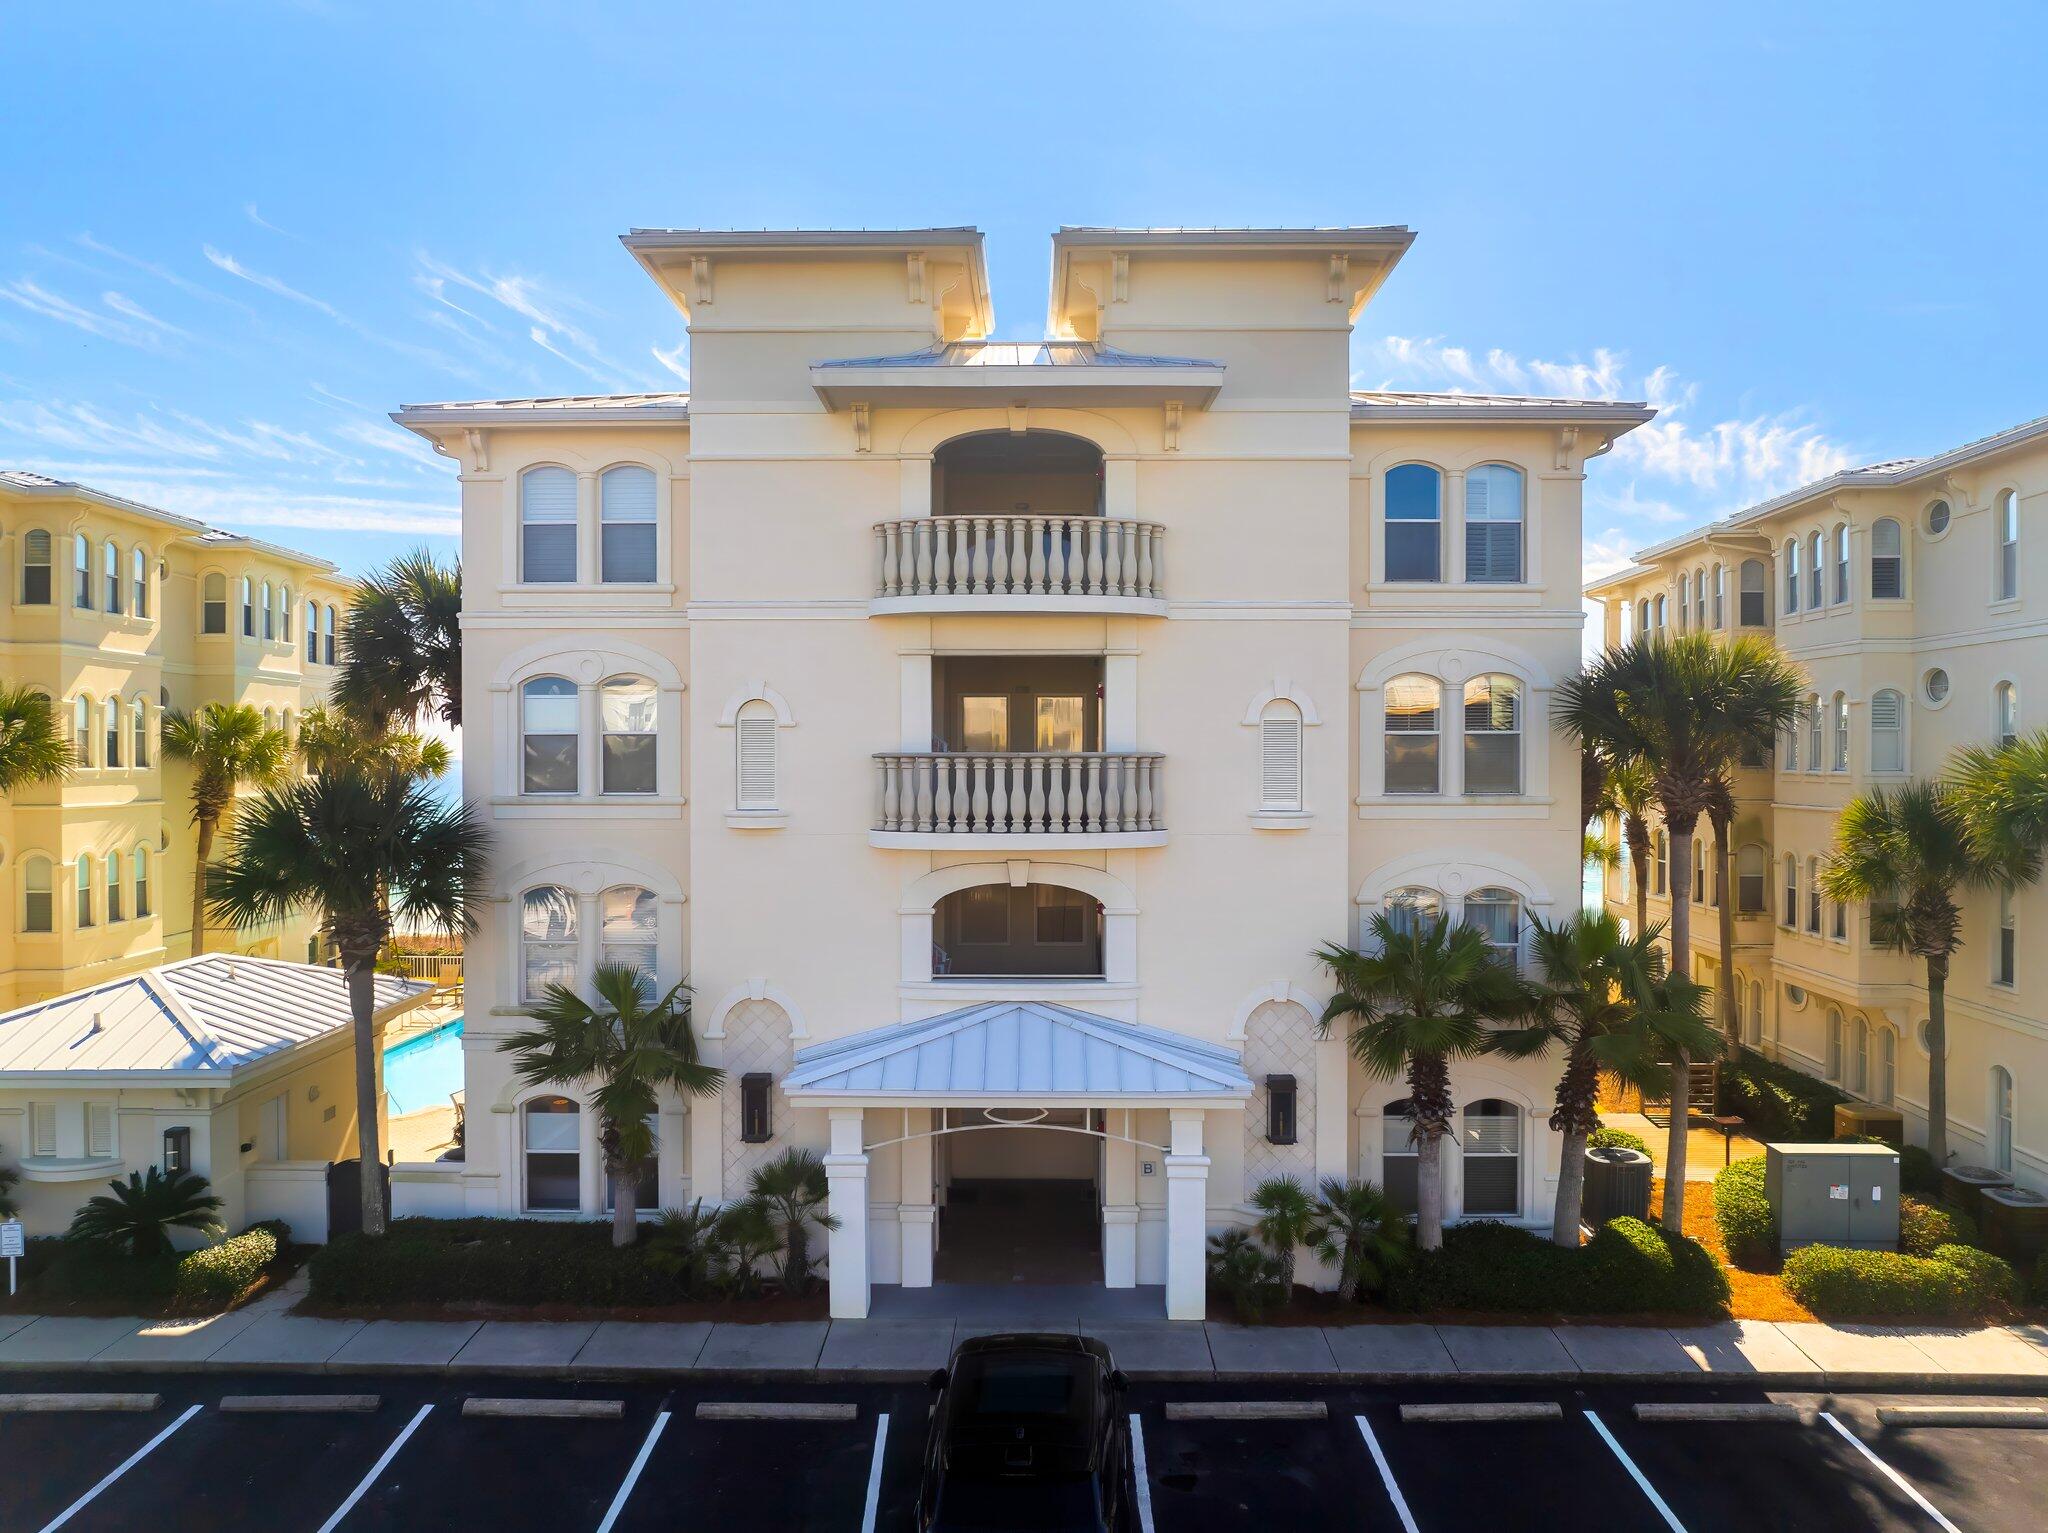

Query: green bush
173;1229;278;1308
1583;1216;1732;1314
23;1238;178;1301
1712;1155;1777;1268
2032;1253;2048;1307
1588;1126;1651;1156
1384;1218;1728;1316
1897;1145;1941;1197
1898;1197;1977;1257
1781;1243;2014;1318
240;1217;294;1247
309;1218;683;1307
1206;1228;1287;1322
1719;1048;1848;1140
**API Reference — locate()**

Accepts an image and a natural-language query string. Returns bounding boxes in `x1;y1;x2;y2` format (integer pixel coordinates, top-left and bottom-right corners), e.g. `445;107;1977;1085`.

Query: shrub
1383;1218;1727;1317
1897;1145;1941;1197
2032;1253;2048;1307
1583;1216;1731;1314
1206;1228;1287;1322
66;1167;224;1260
309;1217;682;1308
1712;1155;1777;1268
1588;1126;1651;1156
1929;1243;2018;1306
240;1217;294;1247
1781;1243;2014;1318
1719;1048;1848;1140
173;1229;278;1308
24;1237;178;1301
1898;1197;1977;1257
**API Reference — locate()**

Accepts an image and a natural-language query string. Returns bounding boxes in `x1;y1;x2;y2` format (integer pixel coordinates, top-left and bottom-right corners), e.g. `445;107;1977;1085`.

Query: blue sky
2;0;2043;583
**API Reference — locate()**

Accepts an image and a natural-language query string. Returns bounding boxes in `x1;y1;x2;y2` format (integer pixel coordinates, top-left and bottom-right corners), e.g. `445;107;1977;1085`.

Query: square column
825;1107;870;1320
1163;1108;1209;1320
1101;1109;1138;1288
899;1109;935;1288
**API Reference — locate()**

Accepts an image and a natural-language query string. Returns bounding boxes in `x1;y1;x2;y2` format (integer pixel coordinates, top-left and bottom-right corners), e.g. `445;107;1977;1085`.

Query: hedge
309;1218;681;1307
1588;1126;1651;1156
1719;1048;1849;1140
1384;1218;1728;1316
172;1229;278;1307
1898;1197;1977;1258
1781;1242;2016;1317
1582;1216;1732;1314
18;1238;179;1301
1713;1156;1776;1268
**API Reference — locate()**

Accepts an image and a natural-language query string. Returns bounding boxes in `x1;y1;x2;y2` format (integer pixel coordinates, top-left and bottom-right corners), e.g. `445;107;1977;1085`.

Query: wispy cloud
651;341;689;384
243;203;302;239
416;251;647;389
75;234;248;311
205;244;476;382
0;279;171;350
332;418;445;468
100;291;190;338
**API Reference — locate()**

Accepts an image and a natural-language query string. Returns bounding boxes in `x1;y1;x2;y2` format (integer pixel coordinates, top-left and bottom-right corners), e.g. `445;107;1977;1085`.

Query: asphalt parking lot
1;1373;2043;1532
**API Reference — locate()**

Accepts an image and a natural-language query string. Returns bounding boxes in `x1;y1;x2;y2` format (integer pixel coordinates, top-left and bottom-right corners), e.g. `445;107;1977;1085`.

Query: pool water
383;1017;465;1115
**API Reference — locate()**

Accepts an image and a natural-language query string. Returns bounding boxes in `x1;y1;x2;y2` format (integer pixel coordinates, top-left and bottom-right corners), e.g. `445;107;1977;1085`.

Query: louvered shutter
1259;707;1302;811
736;710;777;809
30;1101;57;1158
1464;466;1524;583
1870;690;1904;772
520;467;579;583
86;1102;115;1158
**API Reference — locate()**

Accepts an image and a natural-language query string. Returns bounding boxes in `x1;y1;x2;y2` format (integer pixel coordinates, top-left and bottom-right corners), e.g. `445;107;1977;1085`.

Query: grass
1653;1175;1814;1322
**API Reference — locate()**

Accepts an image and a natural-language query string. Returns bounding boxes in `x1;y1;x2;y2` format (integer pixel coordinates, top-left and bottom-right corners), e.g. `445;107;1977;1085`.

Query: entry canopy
809;340;1223;410
782;1001;1253;1107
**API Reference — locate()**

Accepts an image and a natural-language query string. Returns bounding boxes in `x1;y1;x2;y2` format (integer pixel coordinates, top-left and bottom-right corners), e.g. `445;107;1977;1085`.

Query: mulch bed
296;1290;831;1325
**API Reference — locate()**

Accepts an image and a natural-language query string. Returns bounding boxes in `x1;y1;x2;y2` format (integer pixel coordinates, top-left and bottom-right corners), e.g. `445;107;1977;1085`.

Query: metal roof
782;1001;1254;1101
1056;226;1412;246
0;956;429;1082
0;472;336;571
1350;391;1655;426
392;392;691;429
810;341;1224;411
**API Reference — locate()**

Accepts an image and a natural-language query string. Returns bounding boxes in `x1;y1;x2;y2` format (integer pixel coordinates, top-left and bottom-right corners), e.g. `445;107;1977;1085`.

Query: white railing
874;514;1166;601
874;752;1165;835
391;952;462;983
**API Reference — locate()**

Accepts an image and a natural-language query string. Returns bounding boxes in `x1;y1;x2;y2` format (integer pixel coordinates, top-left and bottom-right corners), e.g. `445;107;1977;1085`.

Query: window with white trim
260;581;273;640
1461;675;1521;795
600;465;658;583
1994;681;2018;748
131;697;148;768
1746;979;1764;1046
520;886;579;1001
1654;594;1666;629
1712;563;1726;628
1654;831;1668;896
1807;856;1822;934
22;857;53;934
134;845;150;919
1831;692;1849;772
1677;573;1690;632
1739;558;1767;626
305;600;319;662
1996;885;2015;986
1461;1099;1521;1216
1808;531;1824;609
22;529;51;604
1877;1026;1896;1105
1996;489;2018;601
103;540;122;614
75;852;93;928
1737;845;1766;914
1384;463;1442;582
103;697;121;768
105;851;123;922
1464;463;1524;583
1380;1101;1418;1216
240;576;255;637
523;1095;581;1211
1824;1006;1843;1080
1463;887;1520;968
520;466;579;583
1383;887;1443;940
29;1101;57;1158
1258;700;1303;812
1785;538;1800;613
279;585;292;643
1871;518;1903;599
1851;1017;1870;1095
1833;524;1850;604
600;674;657;795
735;700;779;810
599;885;658;997
1870;689;1904;772
1806;695;1822;771
521;677;579;795
1991;1066;2014;1175
132;547;148;619
202;573;227;634
1693;566;1707;629
73;534;92;609
1383;675;1439;794
322;605;337;666
1783;854;1798;927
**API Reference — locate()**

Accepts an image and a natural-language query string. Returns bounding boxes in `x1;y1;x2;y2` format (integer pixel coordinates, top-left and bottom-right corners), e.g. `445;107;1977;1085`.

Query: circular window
1784;983;1807;1007
1925;500;1951;536
1924;668;1951;704
1915;1018;1950;1058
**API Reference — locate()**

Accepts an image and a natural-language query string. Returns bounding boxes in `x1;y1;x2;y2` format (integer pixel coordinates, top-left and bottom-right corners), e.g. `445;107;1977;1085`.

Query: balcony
871;751;1166;849
871;514;1167;614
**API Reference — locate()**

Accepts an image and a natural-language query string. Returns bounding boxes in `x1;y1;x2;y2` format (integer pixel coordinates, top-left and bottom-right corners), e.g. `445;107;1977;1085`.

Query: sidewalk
2;1302;2044;1388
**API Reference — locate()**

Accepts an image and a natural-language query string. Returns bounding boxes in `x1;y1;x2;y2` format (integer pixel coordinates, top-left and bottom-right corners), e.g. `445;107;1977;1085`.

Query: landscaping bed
1;1226;301;1319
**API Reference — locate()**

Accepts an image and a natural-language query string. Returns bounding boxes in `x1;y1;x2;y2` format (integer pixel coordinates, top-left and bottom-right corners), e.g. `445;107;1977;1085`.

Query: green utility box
1764;1142;1900;1252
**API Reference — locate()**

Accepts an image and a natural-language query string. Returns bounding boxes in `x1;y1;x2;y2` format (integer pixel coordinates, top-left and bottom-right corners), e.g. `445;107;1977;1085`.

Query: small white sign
1829;1183;1849;1201
0;1219;23;1259
1871;1186;1883;1202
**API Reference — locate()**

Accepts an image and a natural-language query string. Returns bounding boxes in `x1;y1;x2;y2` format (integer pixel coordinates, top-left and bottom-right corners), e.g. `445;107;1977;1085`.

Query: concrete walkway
2;1308;2044;1386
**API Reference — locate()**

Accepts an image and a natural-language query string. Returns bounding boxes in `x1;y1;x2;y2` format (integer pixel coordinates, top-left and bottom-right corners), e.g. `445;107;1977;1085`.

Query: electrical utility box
1765;1143;1901;1252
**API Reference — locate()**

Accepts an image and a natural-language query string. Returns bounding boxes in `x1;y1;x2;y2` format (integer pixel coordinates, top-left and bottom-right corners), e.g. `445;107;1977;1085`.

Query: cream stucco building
1586;414;2047;1195
1;473;353;1008
395;225;1652;1319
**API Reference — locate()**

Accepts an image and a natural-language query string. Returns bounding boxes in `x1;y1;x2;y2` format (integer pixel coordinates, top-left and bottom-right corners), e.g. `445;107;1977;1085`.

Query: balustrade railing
874;752;1165;835
873;514;1166;601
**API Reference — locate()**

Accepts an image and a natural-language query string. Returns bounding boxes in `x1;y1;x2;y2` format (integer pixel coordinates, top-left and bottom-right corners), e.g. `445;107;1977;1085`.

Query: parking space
0;1405;178;1532
1136;1399;1397;1532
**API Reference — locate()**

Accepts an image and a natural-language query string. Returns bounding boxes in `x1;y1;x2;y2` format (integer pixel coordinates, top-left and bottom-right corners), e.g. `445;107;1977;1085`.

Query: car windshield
941;1351;1099;1478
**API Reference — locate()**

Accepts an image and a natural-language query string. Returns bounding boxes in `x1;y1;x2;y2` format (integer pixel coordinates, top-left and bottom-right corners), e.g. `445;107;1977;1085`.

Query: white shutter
30;1101;57;1157
736;712;778;809
86;1101;115;1158
1259;708;1302;811
520;467;579;583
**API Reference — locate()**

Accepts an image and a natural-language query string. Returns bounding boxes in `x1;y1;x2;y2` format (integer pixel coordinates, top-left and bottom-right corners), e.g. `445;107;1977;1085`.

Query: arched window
202;573;227;634
1994;681;2018;748
1712;563;1725;628
1806;694;1822;771
1258;699;1303;812
1463;887;1521;967
1782;715;1799;772
1693;567;1707;629
1870;689;1904;773
134;845;151;919
132;547;148;618
322;606;337;665
1461;1099;1521;1216
522;1095;581;1211
1833;524;1851;604
1380;1101;1418;1216
1463;463;1524;583
1385;464;1442;582
1739;558;1766;626
1653;594;1666;629
279;585;291;642
1996;885;2015;986
22;857;53;934
520;466;579;584
1677;573;1690;631
1824;1006;1843;1079
1383;675;1440;795
520;677;579;795
75;853;93;928
600;675;658;795
520;886;579;1000
1736;845;1767;914
1870;518;1903;599
1877;1027;1896;1105
103;539;122;614
1784;538;1800;614
1654;830;1669;896
1383;887;1443;939
260;581;274;640
1636;598;1649;636
1996;489;2019;601
105;851;123;923
1747;979;1765;1046
305;600;319;662
599;465;658;584
1807;855;1822;933
735;699;779;810
240;577;254;637
103;698;121;768
73;696;91;766
73;534;93;609
1990;1067;2015;1174
22;529;52;604
1851;1017;1869;1094
1808;530;1824;610
282;708;294;743
1783;854;1798;927
599;885;658;996
1462;675;1521;795
1831;693;1849;772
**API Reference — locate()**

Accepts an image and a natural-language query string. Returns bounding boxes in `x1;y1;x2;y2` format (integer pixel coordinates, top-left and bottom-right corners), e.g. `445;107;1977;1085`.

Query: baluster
989;757;1010;833
1119;523;1138;596
930;756;950;832
1011;518;1029;593
1026;754;1047;832
900;756;921;832
1027;516;1048;594
1101;755;1122;832
874;526;888;597
941;517;961;595
1103;520;1123;596
1149;526;1163;597
1062;757;1083;831
1085;519;1105;596
966;516;988;594
1137;756;1155;830
913;520;933;595
990;518;1010;594
1114;757;1133;830
969;756;990;830
1082;756;1102;833
879;756;898;829
1135;524;1153;599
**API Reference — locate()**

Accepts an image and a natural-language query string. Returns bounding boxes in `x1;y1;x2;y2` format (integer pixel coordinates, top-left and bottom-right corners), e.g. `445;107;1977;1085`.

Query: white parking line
1130;1413;1156;1533
1820;1411;1962;1533
595;1409;670;1533
860;1411;889;1533
1584;1410;1688;1533
37;1401;201;1532
1353;1415;1420;1533
316;1401;433;1533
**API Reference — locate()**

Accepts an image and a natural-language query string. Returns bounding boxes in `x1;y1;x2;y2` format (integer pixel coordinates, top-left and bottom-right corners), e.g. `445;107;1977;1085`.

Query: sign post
0;1217;23;1297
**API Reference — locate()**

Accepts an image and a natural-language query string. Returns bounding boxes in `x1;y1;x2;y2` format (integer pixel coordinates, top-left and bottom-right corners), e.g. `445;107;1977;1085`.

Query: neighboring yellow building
0;473;355;1008
1586;414;2047;1193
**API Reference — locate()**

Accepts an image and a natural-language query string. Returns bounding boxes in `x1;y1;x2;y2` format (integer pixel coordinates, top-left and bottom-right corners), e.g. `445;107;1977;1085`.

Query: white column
1101;1109;1139;1288
576;471;598;585
899;1109;935;1288
1163;1108;1209;1320
900;652;933;752
1309;1032;1350;1291
689;1041;726;1204
1103;649;1138;753
825;1107;871;1320
900;455;934;519
1103;457;1138;520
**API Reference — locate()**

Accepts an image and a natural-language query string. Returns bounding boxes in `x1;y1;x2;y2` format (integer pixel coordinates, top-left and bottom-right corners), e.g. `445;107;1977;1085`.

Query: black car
916;1332;1134;1533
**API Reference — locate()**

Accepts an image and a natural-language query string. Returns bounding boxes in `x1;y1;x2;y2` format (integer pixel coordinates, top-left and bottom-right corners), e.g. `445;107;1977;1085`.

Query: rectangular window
521;469;580;584
74;536;92;609
956;884;1010;945
1381;1112;1418;1216
1033;885;1088;945
1998;888;2016;985
1384;465;1442;582
1384;677;1440;794
739;1074;773;1144
30;1101;57;1158
1462;464;1524;584
959;696;1009;753
22;530;51;604
523;1110;581;1211
1034;696;1085;753
600;468;658;584
86;1102;115;1159
1259;709;1302;811
162;1126;190;1174
1461;677;1520;795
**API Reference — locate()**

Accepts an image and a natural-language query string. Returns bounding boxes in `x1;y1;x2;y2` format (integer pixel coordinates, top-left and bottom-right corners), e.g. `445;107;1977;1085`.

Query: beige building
0;473;353;1008
1586;414;2047;1193
396;224;1651;1318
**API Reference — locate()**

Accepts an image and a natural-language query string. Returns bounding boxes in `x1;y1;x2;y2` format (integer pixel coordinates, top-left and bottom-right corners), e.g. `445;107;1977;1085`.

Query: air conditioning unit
1979;1186;2048;1266
1765;1143;1900;1252
1581;1146;1652;1227
1832;1103;1905;1146
1939;1164;2013;1227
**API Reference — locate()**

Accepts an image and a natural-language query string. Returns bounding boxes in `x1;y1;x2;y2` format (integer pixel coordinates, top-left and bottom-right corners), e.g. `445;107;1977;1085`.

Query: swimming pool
383;1017;465;1115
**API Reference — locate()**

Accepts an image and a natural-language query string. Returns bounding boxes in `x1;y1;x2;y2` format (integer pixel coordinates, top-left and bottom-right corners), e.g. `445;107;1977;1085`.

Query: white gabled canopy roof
0;955;431;1085
783;1001;1253;1106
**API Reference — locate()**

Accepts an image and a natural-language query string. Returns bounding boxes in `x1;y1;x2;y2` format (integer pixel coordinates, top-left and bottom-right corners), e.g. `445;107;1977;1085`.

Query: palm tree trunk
190;814;215;957
1551;1042;1600;1247
1625;814;1650;934
1662;821;1696;1232
1415;1131;1445;1252
610;1159;640;1250
1553;1126;1589;1247
1711;811;1739;1043
1336;1244;1360;1305
1925;953;1950;1166
343;953;386;1238
786;1217;810;1292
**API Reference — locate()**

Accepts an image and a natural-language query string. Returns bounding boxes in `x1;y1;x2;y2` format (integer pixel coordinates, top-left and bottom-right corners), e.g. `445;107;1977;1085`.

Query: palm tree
1307;1177;1410;1303
1704;771;1741;1042
1248;1176;1315;1296
1492;912;1720;1245
1558;633;1802;1228
67;1167;224;1259
1820;781;2037;1166
499;964;722;1249
295;704;451;783
207;767;487;1238
161;704;292;956
1315;914;1529;1250
0;684;73;794
335;549;463;730
1950;728;2048;870
745;1148;839;1294
1589;754;1656;936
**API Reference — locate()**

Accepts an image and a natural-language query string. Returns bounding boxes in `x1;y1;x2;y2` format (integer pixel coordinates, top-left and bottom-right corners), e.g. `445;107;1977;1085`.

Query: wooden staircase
1642;1061;1720;1125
